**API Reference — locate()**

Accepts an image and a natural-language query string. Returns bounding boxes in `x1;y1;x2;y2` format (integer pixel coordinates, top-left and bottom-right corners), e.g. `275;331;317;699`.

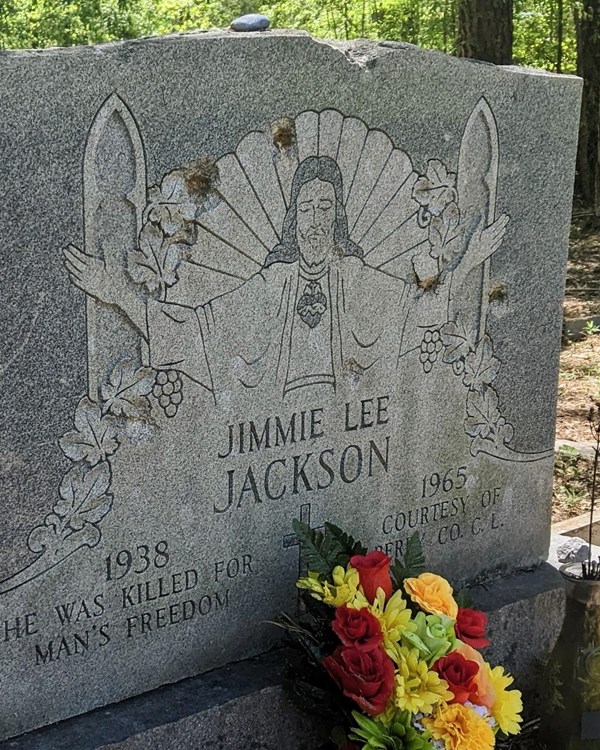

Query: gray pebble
230;14;270;32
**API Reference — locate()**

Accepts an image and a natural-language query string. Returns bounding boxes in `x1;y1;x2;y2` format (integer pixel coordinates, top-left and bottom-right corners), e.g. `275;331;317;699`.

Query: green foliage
514;0;577;73
293;519;367;576
584;318;600;336
390;531;426;586
0;0;158;48
0;0;580;77
350;710;435;749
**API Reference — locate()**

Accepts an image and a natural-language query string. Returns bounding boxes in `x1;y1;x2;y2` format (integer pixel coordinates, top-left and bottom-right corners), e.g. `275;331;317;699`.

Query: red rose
433;651;480;704
332;605;383;652
455;608;490;649
323;645;395;715
349;551;393;603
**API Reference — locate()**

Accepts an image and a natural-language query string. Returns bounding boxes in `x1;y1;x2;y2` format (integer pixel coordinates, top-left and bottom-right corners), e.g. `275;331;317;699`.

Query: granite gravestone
0;31;580;741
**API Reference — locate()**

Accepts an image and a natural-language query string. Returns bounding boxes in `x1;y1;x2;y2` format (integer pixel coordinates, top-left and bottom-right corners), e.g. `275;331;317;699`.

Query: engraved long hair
264;156;363;267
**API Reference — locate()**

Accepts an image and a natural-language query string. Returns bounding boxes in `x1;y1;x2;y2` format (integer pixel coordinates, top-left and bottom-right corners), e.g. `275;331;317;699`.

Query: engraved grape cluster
152;370;183;418
419;329;443;373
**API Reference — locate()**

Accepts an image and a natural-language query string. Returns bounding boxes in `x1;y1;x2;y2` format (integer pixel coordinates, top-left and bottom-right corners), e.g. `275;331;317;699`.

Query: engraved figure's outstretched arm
63;244;148;339
451;213;509;291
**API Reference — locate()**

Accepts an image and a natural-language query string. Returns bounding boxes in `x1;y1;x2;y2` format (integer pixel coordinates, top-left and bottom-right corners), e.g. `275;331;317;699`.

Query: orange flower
404;573;458;619
454;642;496;710
423;703;495;750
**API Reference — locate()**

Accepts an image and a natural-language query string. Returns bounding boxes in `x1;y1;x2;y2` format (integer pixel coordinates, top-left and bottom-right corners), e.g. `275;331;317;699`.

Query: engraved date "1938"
105;541;170;582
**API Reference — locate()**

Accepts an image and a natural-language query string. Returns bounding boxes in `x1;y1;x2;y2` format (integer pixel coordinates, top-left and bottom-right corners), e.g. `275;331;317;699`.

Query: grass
552;444;592;522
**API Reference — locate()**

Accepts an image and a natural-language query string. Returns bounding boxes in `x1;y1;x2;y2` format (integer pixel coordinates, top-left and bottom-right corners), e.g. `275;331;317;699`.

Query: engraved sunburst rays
172;110;430;307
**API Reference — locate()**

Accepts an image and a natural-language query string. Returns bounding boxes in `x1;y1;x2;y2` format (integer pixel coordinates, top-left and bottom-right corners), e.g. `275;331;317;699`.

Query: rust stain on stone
272;117;296;153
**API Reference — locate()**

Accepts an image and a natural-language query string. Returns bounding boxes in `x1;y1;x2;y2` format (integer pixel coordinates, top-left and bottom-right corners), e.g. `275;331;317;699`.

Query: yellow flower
351;589;414;656
388;646;452;715
297;566;361;607
486;664;523;735
423;703;495;750
404;573;458;619
297;571;326;598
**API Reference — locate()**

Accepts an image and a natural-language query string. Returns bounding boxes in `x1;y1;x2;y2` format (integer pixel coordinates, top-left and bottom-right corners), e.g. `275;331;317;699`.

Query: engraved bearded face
296;178;336;268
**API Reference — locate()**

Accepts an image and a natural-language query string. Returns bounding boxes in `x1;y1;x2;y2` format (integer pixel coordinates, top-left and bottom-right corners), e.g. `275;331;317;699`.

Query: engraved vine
417;314;516;459
26;360;155;563
412;160;516;459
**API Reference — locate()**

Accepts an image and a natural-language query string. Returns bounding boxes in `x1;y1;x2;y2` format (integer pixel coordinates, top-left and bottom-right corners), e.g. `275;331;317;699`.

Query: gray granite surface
0;30;581;740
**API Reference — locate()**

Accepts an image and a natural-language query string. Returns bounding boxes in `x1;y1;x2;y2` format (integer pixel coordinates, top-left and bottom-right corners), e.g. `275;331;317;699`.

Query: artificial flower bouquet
282;521;522;750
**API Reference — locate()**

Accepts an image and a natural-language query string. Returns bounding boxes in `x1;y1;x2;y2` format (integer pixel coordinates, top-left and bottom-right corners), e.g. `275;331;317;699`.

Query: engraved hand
471;213;509;265
452;213;509;291
63;244;116;305
63;243;148;339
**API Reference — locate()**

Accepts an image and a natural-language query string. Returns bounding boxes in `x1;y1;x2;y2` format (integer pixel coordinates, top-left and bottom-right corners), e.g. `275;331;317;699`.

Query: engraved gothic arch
83;93;148;399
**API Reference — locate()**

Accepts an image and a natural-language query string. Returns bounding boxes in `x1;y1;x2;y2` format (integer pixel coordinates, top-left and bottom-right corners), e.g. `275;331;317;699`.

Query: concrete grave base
1;564;564;750
472;563;566;714
0;650;328;750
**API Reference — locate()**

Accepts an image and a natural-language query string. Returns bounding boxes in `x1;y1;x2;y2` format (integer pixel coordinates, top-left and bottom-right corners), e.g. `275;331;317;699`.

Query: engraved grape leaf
161;239;187;288
412;159;457;215
54;461;113;531
148;202;197;239
495;415;514;445
129;220;189;295
465;388;500;440
463;335;500;390
440;316;476;365
59;397;118;466
100;359;155;420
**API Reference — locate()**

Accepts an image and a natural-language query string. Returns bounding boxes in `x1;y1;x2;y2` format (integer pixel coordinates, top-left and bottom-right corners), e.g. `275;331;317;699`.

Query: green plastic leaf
330;726;349;747
324;522;368;558
401;629;431;656
351;711;381;734
390;531;426;586
292;519;350;576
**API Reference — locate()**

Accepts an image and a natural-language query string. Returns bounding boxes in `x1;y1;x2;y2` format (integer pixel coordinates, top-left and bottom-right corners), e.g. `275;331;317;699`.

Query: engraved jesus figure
64;156;507;405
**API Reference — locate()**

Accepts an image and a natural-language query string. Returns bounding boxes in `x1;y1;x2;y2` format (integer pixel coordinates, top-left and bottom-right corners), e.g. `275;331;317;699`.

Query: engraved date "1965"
421;466;467;499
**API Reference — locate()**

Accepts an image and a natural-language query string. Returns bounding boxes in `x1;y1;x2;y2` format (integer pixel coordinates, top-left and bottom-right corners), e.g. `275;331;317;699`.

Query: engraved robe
147;256;412;404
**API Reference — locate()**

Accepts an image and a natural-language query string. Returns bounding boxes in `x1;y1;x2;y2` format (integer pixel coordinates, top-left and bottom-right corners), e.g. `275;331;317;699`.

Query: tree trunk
457;0;513;65
575;0;600;212
557;0;564;73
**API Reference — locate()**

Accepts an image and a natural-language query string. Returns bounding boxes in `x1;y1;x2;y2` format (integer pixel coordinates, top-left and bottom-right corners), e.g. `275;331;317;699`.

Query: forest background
0;0;579;72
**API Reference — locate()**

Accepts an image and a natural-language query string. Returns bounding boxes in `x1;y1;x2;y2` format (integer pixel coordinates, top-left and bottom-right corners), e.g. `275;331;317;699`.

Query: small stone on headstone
557;536;591;563
230;14;270;32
